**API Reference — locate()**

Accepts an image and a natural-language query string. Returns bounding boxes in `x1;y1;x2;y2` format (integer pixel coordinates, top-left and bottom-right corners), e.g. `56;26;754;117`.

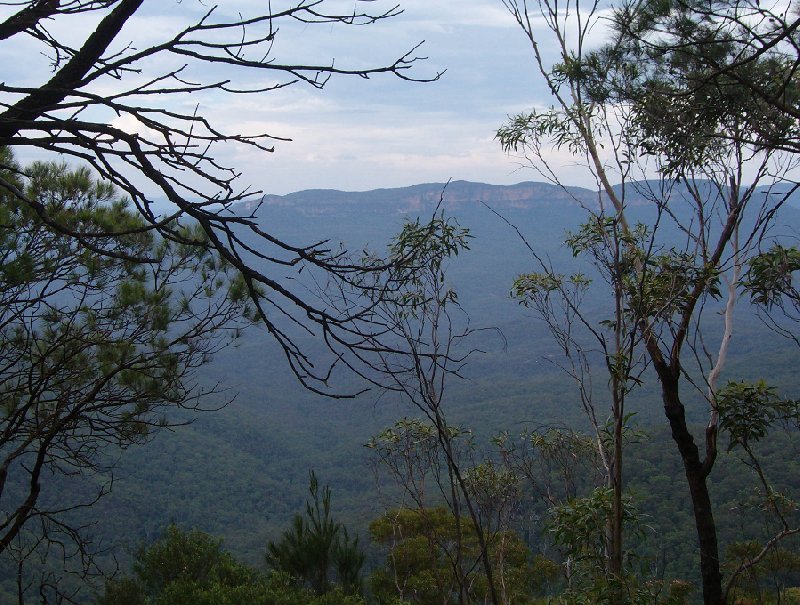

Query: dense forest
1;1;800;605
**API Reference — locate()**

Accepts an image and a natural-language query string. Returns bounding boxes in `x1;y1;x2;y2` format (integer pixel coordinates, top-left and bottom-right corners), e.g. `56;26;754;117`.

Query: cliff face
234;179;800;218
235;180;598;216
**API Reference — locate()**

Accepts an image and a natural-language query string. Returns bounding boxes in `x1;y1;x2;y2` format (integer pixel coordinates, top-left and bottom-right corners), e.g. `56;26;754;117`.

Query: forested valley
1;1;800;605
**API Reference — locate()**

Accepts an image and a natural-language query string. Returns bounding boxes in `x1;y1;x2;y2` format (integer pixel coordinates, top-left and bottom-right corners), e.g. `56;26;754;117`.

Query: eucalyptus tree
497;0;799;603
368;505;534;605
363;212;504;605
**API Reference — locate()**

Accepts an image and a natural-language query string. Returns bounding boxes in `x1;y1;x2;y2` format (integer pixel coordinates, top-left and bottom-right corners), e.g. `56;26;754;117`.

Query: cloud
2;0;621;197
398;1;521;29
216;93;605;195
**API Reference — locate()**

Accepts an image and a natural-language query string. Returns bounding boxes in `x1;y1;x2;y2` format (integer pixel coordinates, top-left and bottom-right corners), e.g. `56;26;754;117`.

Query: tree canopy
498;0;800;602
0;148;254;599
101;525;366;605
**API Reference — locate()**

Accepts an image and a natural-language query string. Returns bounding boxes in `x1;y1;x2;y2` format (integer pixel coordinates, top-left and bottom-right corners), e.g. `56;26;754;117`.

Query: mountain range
8;179;797;600
236;178;800;216
240;180;596;215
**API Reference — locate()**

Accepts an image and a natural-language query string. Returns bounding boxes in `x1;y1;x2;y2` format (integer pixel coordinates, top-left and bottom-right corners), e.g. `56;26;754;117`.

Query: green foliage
391;213;471;270
100;525;247;604
266;471;364;596
100;526;365;605
0;149;256;599
628;251;721;318
513;272;590;300
564;218;722;321
744;245;800;310
464;460;520;519
550;487;642;569
497;107;592;156
724;540;800;605
0;152;252;446
385;212;471;315
369;506;537;605
718;380;799;451
607;0;800;175
367;418;471;452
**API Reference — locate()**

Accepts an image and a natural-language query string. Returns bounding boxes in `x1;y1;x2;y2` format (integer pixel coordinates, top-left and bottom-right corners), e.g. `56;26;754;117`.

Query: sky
2;0;613;196
208;0;554;195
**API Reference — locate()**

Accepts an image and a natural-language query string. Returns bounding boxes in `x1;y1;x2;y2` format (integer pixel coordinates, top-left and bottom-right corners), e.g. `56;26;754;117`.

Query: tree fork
0;0;144;139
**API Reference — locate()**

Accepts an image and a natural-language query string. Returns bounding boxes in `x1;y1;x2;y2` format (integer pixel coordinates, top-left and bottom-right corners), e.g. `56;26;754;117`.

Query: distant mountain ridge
234;179;800;217
235;180;597;216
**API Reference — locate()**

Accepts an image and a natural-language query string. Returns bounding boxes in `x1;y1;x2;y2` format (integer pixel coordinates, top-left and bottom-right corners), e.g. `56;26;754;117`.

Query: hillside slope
12;180;799;596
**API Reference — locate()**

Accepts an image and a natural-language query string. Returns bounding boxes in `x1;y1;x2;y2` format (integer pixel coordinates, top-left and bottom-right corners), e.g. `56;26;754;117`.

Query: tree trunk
610;407;624;591
662;376;724;605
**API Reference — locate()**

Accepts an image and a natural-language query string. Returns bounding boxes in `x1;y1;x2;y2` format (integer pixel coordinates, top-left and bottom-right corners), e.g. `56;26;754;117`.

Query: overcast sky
174;0;573;196
236;0;612;196
213;0;555;195
4;0;613;196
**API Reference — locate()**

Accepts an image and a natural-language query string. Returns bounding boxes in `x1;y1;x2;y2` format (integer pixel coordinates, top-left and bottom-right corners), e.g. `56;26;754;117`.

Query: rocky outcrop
235;180;598;217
